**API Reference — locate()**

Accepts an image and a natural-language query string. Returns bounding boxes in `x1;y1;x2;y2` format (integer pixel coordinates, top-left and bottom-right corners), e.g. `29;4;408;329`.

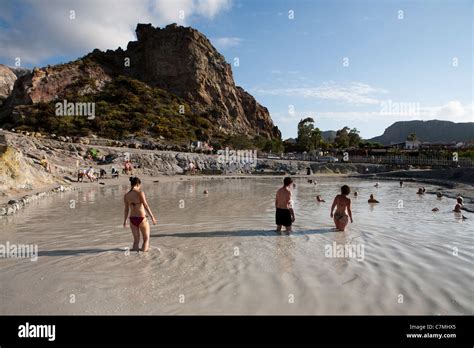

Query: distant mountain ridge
321;130;336;142
369;120;474;145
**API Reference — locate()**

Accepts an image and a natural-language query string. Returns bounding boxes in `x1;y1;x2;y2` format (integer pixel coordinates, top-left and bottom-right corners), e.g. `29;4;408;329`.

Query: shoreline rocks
0;185;75;217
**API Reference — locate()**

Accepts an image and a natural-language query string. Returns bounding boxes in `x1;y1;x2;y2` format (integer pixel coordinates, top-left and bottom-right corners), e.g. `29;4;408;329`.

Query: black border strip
0;315;472;346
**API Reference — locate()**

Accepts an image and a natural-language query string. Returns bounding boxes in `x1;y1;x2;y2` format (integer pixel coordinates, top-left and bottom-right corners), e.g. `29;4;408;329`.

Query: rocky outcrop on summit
90;23;279;139
0;65;17;100
2;23;280;141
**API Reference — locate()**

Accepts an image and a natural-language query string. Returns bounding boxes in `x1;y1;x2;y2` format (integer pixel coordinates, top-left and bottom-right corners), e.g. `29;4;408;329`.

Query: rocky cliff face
2;23;280;141
0;65;17;100
89;23;279;138
6;61;111;106
9;67;31;78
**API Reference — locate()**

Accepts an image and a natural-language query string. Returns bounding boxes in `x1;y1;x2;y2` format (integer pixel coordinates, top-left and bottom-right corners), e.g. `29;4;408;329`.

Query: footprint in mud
342;274;358;285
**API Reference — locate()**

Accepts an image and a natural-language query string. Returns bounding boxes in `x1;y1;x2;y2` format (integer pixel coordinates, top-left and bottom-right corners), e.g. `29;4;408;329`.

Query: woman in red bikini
330;185;353;231
123;177;157;252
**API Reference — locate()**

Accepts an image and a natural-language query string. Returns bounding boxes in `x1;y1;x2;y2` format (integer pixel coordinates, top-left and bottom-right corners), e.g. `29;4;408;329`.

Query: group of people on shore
77;159;134;183
77;166;121;182
77;166;97;182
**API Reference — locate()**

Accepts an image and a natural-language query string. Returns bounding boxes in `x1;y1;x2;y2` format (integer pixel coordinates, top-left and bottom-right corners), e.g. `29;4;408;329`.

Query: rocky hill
0;23;280;146
0;65;17;102
321;130;336;143
369;120;474;144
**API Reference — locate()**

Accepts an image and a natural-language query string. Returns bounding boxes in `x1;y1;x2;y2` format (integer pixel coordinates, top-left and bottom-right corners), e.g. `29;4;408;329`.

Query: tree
297;117;322;152
320;139;331;151
275;139;284;153
334;127;350;148
224;135;253;149
311;127;322;150
297;117;313;151
407;133;417;141
348;128;361;147
282;139;298;153
254;135;265;147
359;140;383;149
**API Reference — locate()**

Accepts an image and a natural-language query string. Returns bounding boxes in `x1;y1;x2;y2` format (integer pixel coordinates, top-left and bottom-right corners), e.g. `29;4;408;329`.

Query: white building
405;140;421;149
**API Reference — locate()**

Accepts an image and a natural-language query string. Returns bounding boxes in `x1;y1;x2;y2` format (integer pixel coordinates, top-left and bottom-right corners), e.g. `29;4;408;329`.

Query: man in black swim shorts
275;177;295;234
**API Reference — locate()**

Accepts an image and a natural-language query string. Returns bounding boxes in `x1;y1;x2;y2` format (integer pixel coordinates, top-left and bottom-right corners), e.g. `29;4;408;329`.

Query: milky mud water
0;178;472;314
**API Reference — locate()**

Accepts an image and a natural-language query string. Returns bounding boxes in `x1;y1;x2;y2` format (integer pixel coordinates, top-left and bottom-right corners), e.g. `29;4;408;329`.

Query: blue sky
0;0;472;139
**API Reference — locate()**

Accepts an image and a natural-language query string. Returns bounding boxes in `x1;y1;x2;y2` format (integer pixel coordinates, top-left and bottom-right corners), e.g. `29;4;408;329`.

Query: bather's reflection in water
80;187;98;203
333;231;349;274
276;235;296;280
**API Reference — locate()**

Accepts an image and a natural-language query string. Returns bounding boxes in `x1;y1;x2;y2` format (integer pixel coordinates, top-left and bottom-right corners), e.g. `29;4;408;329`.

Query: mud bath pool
0;177;472;314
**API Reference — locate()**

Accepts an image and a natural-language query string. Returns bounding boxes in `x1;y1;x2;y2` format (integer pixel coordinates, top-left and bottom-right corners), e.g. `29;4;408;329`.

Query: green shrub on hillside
6;76;220;143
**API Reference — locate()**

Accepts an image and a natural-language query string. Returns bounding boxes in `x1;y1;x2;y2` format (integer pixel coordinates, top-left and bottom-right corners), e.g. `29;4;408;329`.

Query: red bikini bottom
130;216;145;227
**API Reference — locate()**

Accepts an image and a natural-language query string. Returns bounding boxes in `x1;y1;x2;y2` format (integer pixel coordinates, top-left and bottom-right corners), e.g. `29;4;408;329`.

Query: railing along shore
259;154;473;167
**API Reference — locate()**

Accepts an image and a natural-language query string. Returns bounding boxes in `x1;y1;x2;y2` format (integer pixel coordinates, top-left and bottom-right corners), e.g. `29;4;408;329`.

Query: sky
0;0;472;139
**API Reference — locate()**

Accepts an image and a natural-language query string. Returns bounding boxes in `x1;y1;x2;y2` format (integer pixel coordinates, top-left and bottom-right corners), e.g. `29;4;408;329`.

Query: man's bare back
275;187;292;209
275;178;295;233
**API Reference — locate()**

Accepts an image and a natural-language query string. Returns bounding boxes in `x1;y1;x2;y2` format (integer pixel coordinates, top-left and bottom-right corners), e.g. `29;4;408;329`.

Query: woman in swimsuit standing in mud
330;185;353;231
123;177;157;252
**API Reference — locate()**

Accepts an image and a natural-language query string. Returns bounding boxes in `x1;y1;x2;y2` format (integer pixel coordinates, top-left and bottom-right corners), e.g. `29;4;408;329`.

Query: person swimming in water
275;177;295;234
316;195;325;202
123;177;157;252
368;194;379;203
416;187;424;195
330;185;353;232
453;197;463;212
399;181;403;188
374;182;379;188
354;191;358;197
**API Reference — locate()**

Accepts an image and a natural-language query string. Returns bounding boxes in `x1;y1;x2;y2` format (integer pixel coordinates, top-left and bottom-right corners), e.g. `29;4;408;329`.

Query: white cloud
0;0;232;65
254;82;388;105
278;100;473;123
152;0;194;24
195;0;232;18
212;37;242;49
435;100;470;119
